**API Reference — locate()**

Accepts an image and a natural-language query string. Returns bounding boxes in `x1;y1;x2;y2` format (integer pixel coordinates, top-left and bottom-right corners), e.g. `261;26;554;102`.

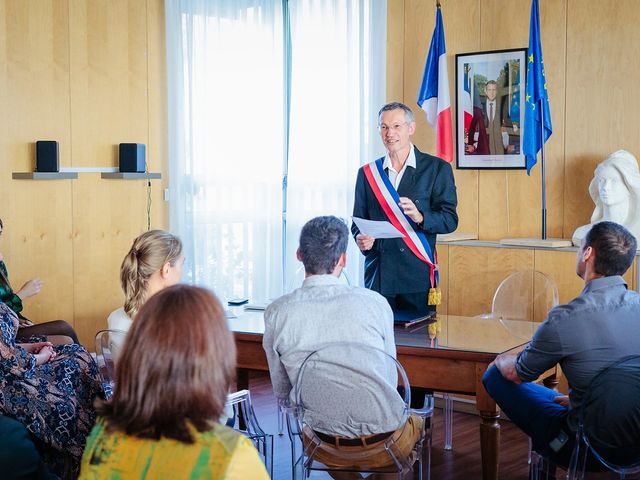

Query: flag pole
540;100;547;239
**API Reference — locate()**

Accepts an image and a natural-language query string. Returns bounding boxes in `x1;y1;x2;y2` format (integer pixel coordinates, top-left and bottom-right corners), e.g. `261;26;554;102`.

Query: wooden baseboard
434;393;478;415
434;394;520;422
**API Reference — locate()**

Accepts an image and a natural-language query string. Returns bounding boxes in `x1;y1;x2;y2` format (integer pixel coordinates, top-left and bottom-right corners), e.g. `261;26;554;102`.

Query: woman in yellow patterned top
79;285;269;479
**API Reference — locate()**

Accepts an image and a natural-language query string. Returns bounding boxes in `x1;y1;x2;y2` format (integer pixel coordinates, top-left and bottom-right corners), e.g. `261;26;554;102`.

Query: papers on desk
224;309;238;319
352;217;405;239
244;301;271;311
393;310;435;328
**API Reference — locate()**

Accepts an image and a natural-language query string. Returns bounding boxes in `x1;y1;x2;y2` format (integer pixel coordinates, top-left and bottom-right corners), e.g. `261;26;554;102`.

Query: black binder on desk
393;310;435;328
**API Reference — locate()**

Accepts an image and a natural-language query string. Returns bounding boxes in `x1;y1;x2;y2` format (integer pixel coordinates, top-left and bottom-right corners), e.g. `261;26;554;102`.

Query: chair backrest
225;390;258;432
492;270;559;340
225;390;273;477
580;355;640;469
293;342;409;438
94;329;128;386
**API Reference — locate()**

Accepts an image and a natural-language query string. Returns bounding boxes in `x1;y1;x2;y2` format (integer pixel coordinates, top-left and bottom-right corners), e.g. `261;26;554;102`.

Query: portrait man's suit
467;97;514;155
351;146;458;296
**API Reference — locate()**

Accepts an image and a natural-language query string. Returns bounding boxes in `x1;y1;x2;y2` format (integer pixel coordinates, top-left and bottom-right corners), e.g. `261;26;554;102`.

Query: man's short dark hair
298;216;348;275
378;102;415;124
585;221;637;276
485;80;497;87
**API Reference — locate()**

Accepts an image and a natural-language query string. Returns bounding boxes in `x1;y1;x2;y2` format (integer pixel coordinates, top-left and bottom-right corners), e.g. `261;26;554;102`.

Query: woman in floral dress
0;302;102;478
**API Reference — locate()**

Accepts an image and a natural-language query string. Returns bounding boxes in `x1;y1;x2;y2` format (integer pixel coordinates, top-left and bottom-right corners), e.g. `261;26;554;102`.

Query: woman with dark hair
0;218;79;344
79;285;269;479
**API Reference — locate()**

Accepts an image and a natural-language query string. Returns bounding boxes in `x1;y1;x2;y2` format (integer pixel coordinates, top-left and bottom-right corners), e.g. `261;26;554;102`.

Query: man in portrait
466;80;517;155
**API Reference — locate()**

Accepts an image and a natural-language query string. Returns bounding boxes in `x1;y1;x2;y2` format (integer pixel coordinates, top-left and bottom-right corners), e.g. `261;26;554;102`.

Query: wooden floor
247;371;535;479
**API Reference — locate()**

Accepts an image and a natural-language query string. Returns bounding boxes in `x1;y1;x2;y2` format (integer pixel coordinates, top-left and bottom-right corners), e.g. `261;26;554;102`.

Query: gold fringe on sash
427;287;441;306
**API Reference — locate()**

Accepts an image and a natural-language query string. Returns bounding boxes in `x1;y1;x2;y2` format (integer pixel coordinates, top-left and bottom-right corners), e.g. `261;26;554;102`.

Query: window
166;0;386;302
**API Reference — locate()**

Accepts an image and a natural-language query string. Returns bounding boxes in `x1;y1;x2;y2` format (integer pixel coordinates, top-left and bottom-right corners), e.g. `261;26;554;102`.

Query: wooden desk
231;311;557;480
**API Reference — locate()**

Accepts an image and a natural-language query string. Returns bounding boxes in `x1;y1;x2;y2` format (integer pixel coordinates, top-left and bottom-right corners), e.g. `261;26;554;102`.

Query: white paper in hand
352;217;405;239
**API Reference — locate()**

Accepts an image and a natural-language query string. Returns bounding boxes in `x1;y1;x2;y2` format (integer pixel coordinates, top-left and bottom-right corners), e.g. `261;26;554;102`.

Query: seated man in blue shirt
483;221;640;465
263;216;422;476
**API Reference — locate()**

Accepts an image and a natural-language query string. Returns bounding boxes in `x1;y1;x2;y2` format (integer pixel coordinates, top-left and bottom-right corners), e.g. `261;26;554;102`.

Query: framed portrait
455;48;527;169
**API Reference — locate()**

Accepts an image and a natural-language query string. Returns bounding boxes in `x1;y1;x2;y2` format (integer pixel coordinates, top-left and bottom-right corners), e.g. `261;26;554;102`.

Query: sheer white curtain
166;0;386;300
285;0;386;287
166;0;284;302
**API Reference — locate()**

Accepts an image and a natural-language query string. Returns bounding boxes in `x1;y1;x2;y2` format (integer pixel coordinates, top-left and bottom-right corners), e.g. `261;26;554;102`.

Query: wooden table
230;311;557;480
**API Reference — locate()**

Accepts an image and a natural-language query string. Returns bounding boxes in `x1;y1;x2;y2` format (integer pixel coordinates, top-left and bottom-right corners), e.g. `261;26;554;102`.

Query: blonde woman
108;230;184;332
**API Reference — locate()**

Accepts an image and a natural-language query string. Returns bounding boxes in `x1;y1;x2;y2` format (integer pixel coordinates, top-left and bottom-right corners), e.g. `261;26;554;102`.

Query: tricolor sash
362;159;440;299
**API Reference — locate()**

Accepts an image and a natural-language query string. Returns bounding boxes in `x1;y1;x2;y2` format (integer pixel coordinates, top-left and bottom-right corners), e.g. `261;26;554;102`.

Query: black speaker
119;143;146;173
35;141;59;172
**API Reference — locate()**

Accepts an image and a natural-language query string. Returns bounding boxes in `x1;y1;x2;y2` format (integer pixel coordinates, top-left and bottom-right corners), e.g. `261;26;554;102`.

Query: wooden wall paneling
386;0;404;103
477;170;508;239
436;244;449;315
445;0;481;237
69;0;150;346
403;0;480;236
536;0;567;239
2;0;75;326
477;0;526;239
504;0;567;239
533;249;583;305
564;0;640;238
478;0;566;240
447;245;534;317
0;1;7;214
146;0;169;228
402;0;435;153
69;0;148;167
71;178;148;346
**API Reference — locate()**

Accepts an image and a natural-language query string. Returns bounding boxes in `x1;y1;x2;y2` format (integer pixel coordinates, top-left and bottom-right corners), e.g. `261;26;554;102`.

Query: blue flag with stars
523;0;552;175
510;64;520;129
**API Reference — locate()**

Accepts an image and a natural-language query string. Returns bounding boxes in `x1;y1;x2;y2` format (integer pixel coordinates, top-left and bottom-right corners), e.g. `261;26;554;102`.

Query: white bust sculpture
572;150;640;246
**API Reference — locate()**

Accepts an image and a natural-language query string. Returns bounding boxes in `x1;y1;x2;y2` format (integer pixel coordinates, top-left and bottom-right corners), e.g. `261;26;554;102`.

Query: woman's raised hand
17;278;42;299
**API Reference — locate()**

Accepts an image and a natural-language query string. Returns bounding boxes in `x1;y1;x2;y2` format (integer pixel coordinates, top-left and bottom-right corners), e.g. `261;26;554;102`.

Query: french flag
462;65;473;133
417;6;453;164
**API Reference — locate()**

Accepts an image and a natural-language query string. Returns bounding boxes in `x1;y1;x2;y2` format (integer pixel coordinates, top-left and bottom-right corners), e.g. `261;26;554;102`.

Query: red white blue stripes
363;159;438;287
417;7;453;164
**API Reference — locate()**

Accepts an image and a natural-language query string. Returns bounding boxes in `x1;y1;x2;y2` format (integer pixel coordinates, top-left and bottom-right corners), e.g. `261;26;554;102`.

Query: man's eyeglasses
378;122;408;133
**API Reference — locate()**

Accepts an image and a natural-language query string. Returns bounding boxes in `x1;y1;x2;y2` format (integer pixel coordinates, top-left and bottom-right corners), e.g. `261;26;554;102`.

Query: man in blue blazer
352;102;458;316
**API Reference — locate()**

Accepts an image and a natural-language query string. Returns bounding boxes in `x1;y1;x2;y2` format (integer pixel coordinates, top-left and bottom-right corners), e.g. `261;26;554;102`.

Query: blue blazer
352;146;458;295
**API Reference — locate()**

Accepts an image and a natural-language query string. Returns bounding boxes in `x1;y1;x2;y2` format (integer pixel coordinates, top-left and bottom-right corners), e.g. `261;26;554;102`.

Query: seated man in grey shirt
263;215;422;473
483;221;640;466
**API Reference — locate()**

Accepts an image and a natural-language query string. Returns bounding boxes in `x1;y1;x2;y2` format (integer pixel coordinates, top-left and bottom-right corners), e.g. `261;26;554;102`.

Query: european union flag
523;0;552;175
510;63;520;128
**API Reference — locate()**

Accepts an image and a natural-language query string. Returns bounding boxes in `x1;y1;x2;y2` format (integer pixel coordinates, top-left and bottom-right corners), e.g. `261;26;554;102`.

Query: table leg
236;368;250;430
542;373;558;391
479;410;500;480
237;368;250;391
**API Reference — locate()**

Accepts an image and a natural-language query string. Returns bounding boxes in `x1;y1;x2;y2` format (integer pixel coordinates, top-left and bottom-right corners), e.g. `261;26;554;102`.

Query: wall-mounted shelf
12;172;78;180
101;172;161;180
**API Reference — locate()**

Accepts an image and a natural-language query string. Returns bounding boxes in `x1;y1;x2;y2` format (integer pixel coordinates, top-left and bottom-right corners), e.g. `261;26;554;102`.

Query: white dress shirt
382;143;416;189
262;274;403;436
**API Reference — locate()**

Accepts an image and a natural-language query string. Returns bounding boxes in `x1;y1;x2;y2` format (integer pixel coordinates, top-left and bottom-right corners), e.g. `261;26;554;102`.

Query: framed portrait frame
455;48;527;169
